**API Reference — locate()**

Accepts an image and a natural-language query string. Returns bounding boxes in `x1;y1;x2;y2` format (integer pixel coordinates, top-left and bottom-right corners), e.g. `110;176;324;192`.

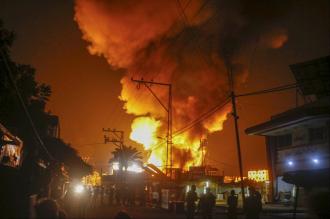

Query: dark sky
1;0;329;175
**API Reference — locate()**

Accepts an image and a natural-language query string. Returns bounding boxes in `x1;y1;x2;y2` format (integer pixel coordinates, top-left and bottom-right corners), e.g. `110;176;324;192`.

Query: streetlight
74;184;84;194
288;160;294;166
312;158;319;164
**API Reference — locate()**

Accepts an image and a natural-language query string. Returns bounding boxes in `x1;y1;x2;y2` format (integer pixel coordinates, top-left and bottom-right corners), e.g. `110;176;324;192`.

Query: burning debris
74;0;289;170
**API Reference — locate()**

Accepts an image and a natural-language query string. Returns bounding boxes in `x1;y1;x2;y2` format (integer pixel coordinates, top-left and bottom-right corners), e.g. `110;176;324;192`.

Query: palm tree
109;145;142;174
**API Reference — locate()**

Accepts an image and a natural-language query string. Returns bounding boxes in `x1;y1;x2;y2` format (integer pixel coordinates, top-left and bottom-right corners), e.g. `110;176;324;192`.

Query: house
245;56;330;203
0;122;23;168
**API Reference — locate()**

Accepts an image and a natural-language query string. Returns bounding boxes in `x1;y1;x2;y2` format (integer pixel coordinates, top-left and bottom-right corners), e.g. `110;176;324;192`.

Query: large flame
130;117;161;150
128;104;232;170
74;0;289;171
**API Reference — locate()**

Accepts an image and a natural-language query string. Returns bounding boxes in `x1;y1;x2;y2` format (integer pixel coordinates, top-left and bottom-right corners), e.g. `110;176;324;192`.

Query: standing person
199;187;216;219
123;185;129;206
93;186;99;207
100;186;105;206
127;186;135;207
186;185;198;219
108;185;114;206
115;185;121;205
35;198;67;219
227;190;238;219
254;188;262;213
244;186;262;219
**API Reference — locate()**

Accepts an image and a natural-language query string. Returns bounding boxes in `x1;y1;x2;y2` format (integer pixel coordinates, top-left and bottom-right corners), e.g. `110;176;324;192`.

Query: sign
248;170;269;182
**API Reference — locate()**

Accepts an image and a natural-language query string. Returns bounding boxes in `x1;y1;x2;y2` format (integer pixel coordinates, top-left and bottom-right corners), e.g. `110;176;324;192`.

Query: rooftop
245;97;330;136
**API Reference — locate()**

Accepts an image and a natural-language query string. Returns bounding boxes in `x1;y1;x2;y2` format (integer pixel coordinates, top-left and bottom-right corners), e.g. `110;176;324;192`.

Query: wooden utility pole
103;128;124;148
228;64;246;204
231;92;245;203
131;78;173;177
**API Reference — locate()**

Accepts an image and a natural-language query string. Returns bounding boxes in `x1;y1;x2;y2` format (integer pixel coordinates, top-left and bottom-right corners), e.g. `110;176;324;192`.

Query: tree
109;145;142;173
0;20;91;179
43;137;92;179
0;19;93;218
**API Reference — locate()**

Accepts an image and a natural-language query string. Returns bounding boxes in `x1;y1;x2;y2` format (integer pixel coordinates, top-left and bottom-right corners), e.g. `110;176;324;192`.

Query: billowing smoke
74;0;289;169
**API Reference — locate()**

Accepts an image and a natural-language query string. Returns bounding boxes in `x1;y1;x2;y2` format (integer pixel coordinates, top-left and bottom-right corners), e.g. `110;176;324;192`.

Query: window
309;127;326;143
277;134;292;148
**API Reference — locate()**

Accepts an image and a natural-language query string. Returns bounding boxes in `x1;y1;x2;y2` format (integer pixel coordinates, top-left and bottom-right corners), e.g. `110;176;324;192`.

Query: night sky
1;0;329;175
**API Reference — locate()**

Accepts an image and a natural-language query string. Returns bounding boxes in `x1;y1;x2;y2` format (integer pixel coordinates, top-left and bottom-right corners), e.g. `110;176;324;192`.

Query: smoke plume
74;0;289;169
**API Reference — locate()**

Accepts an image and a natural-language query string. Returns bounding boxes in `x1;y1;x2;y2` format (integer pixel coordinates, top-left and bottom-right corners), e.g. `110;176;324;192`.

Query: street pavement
63;195;312;219
68;205;312;219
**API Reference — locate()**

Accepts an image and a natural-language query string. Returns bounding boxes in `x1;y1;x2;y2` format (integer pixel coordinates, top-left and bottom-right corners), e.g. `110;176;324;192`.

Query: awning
282;168;330;187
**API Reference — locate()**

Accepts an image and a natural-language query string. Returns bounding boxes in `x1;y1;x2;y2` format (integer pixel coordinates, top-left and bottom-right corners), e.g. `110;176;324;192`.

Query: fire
148;151;164;168
202;106;232;133
129;109;232;170
172;134;202;170
74;0;290;171
130;117;161;150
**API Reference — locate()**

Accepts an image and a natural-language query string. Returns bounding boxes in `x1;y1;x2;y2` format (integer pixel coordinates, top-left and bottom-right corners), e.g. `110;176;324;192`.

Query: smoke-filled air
74;0;288;170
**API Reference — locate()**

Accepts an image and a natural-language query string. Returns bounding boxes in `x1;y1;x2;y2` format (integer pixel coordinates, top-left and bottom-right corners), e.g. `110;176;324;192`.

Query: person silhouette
186;185;198;219
35;198;63;219
244;186;262;219
227;190;238;219
199;187;216;219
114;211;132;219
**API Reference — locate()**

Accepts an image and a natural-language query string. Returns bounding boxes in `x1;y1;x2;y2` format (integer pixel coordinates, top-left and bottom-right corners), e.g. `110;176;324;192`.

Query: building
0;122;23;168
245;56;330;204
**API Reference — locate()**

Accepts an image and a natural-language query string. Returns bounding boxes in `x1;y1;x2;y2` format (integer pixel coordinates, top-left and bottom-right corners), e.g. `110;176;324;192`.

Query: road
66;204;311;219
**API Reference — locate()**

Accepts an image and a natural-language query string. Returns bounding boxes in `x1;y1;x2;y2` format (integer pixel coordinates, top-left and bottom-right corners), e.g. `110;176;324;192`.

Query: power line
236;83;298;98
75;142;105;147
0;49;54;161
150;96;231;150
173;96;231;136
128;0;217;133
131;78;173;176
207;156;236;167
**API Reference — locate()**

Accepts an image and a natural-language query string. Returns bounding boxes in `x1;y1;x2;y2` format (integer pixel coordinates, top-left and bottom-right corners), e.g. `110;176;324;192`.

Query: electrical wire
150;96;231;150
173;96;231;136
236;83;298;98
149;81;300;151
0;49;55;161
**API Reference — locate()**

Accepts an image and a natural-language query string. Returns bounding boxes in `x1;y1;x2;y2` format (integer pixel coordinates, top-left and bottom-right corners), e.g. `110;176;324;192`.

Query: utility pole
131;78;173;177
231;91;245;203
228;65;246;204
103;128;124;148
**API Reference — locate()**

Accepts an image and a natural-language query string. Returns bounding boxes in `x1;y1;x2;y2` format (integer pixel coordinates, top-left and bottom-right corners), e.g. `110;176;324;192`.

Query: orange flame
128;106;231;170
130;117;161;150
74;0;289;171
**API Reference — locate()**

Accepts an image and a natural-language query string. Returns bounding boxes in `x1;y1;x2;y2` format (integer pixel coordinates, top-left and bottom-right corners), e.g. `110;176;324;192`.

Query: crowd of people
33;183;142;219
80;184;146;208
32;184;263;219
61;183;147;217
185;185;216;219
185;185;262;219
